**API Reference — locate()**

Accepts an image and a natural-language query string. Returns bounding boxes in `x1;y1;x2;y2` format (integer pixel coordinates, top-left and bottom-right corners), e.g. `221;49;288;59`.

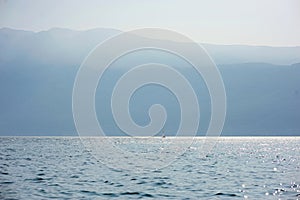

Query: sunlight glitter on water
0;137;299;199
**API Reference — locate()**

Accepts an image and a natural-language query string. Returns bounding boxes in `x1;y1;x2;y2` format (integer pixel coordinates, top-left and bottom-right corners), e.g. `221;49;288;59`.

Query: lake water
0;137;299;199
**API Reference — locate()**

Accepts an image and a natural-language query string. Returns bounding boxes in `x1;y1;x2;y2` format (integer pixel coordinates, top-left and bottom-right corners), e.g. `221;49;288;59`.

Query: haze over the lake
0;0;300;136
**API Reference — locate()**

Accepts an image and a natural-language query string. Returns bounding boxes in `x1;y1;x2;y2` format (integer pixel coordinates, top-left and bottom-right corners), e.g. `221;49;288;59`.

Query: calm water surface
0;137;299;199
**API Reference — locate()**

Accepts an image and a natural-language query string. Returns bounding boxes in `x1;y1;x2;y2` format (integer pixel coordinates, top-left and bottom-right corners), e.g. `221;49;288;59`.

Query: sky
0;0;300;46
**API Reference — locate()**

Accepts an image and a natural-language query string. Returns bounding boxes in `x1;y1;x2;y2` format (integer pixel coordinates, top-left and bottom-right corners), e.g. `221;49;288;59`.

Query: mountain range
0;28;299;136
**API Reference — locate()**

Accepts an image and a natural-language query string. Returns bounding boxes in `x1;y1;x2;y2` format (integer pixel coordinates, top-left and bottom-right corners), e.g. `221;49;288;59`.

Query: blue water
0;137;299;199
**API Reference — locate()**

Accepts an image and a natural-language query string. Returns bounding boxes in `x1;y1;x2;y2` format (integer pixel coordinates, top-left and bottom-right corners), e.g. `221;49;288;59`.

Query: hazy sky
0;0;299;46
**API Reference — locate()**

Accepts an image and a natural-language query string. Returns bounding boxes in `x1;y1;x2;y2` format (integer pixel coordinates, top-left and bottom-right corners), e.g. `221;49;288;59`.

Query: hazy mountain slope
203;43;300;65
219;63;300;135
0;28;299;136
2;28;300;66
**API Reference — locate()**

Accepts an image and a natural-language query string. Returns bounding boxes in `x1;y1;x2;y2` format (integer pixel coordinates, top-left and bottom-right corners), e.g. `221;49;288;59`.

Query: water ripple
0;137;299;199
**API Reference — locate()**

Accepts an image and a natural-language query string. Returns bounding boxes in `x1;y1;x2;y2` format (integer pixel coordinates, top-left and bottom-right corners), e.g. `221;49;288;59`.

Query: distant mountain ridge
1;27;300;66
0;28;299;136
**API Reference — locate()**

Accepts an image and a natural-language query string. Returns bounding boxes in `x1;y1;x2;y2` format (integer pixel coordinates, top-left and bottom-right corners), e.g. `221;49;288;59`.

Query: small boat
162;130;166;138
